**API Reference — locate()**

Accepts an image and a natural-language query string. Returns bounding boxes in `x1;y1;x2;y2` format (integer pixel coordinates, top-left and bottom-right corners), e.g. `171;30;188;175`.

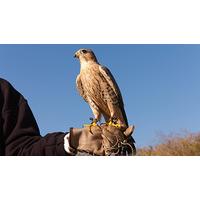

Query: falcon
74;48;128;130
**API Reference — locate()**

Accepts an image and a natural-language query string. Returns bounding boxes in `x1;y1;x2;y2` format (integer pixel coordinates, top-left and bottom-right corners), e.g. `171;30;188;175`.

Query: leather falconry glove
68;124;136;156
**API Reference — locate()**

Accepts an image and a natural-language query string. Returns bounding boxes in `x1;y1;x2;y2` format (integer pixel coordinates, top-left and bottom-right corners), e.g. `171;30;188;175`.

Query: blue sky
0;44;200;147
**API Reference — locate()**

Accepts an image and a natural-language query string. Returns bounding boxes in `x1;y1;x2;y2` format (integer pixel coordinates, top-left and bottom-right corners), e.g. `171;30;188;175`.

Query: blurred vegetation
137;132;200;156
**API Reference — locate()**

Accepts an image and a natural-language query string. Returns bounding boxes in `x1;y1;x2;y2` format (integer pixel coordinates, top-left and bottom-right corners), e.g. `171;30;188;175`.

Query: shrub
137;133;200;156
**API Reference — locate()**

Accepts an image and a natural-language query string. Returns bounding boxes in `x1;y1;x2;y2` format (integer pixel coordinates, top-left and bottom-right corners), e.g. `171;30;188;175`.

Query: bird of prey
74;48;128;130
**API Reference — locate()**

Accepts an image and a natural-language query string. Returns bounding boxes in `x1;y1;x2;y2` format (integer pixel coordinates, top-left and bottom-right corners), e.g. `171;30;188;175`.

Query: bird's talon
91;122;97;126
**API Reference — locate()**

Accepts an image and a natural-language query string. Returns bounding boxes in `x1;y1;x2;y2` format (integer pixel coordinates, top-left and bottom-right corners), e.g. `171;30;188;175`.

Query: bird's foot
107;117;121;128
83;118;98;127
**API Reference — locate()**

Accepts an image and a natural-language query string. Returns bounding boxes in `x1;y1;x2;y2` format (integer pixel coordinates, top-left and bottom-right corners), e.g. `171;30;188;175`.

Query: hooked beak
74;52;78;58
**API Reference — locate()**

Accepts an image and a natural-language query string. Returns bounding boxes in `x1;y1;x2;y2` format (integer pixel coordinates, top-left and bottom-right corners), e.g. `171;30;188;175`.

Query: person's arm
0;79;68;156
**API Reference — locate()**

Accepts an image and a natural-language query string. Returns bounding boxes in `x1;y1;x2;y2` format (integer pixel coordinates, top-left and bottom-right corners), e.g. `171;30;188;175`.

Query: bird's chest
81;69;102;95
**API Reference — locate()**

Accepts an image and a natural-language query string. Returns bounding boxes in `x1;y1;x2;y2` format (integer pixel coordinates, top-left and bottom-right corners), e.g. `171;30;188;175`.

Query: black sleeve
0;78;68;156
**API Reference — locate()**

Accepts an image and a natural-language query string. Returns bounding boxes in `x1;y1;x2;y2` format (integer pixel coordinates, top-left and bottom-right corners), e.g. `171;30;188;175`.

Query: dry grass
137;132;200;156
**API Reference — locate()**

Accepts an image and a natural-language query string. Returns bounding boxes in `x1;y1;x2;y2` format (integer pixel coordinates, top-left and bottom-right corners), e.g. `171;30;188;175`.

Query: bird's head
74;49;98;63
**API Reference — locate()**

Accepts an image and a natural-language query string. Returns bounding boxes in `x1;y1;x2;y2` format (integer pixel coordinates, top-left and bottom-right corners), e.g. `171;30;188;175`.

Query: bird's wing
99;66;124;106
76;74;88;102
99;66;128;126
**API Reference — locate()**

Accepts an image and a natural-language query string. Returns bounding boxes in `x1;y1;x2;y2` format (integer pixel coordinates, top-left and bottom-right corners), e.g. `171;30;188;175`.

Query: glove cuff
64;133;77;155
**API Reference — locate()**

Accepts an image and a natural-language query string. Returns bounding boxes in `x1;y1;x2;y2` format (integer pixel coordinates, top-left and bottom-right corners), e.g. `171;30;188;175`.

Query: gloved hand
67;124;136;156
68;126;104;155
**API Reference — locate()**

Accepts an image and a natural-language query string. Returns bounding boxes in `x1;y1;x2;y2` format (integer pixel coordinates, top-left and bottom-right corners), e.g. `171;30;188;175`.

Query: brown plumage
74;48;128;129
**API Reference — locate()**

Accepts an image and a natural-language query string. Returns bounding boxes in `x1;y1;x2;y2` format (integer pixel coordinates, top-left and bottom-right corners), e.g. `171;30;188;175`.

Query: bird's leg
83;117;100;133
90;117;98;126
83;117;99;128
83;105;101;128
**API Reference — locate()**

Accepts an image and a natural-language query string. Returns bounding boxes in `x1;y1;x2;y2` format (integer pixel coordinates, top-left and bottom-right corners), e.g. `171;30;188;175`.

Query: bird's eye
81;49;87;54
